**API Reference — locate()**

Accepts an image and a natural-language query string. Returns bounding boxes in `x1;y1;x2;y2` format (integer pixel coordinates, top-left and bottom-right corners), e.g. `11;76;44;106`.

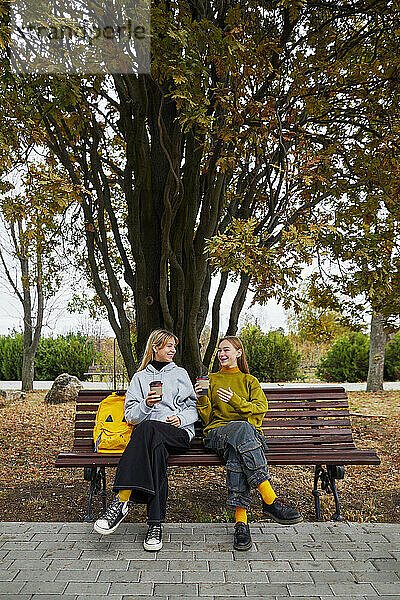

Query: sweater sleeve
228;377;268;418
196;395;212;426
124;373;152;424
175;368;199;428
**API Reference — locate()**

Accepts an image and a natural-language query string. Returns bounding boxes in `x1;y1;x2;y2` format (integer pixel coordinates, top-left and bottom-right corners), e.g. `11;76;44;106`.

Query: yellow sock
118;489;132;502
257;480;277;505
235;507;247;525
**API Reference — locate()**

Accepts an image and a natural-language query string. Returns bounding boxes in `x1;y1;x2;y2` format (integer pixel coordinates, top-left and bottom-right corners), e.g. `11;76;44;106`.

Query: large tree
2;0;398;379
0;163;70;390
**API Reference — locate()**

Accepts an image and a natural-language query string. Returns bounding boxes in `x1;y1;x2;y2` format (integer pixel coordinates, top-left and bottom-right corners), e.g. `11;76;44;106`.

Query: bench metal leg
327;465;345;522
312;465;345;522
83;467;108;522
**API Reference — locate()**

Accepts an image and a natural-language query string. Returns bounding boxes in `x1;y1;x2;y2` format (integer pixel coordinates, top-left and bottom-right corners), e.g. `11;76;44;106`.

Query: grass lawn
0;390;399;523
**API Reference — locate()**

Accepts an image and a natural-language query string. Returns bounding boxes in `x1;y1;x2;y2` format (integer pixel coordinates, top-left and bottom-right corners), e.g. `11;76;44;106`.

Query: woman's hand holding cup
146;389;162;407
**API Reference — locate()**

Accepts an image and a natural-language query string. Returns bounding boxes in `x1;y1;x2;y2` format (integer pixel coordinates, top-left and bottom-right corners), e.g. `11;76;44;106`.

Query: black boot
262;498;303;525
233;522;252;551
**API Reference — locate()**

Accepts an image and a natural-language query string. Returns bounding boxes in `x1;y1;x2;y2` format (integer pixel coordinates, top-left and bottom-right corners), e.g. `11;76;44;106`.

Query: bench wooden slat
56;388;380;481
266;401;349;409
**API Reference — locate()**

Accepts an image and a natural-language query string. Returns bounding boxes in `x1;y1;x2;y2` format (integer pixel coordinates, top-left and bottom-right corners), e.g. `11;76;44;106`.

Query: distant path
1;380;400;391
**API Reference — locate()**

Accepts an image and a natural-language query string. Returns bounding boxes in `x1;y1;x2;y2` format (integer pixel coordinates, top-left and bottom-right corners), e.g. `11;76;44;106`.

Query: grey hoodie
124;362;198;441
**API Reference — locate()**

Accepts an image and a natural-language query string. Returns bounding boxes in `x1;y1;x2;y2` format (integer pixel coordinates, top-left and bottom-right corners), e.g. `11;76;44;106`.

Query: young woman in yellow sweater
195;336;302;551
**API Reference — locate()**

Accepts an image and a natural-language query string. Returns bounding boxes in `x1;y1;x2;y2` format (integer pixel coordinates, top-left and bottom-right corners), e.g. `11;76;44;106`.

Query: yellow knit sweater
196;367;268;435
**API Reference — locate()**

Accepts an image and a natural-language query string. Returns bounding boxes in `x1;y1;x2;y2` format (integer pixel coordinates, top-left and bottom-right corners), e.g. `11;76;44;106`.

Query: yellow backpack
93;392;134;454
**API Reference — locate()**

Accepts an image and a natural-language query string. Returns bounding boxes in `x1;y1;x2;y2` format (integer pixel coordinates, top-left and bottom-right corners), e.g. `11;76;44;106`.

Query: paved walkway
1;521;399;599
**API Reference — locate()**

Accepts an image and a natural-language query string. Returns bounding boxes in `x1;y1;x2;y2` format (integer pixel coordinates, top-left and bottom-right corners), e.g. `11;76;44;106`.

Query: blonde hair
137;329;179;372
218;336;250;374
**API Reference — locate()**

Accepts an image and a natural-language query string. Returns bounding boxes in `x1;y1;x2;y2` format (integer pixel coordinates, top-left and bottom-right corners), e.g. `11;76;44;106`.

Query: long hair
137;329;179;372
218;335;250;374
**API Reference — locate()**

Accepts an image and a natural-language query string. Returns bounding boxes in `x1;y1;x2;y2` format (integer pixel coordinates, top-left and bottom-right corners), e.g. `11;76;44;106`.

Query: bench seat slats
55;448;380;468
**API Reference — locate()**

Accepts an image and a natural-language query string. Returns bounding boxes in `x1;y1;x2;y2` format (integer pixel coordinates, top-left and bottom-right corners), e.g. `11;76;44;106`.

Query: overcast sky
0;275;288;338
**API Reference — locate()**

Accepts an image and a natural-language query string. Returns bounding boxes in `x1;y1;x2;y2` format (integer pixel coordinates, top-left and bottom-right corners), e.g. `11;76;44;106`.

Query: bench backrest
72;386;351;453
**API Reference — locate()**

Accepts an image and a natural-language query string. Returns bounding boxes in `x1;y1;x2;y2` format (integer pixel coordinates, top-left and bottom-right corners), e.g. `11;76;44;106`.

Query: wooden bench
55;386;380;522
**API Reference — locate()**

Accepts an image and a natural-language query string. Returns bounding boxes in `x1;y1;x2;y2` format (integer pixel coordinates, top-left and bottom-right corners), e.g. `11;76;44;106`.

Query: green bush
0;332;93;380
240;324;300;382
35;333;93;380
0;333;23;380
316;332;369;382
384;333;400;381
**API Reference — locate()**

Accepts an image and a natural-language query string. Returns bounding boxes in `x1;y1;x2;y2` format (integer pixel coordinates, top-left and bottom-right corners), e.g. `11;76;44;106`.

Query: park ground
0;390;399;524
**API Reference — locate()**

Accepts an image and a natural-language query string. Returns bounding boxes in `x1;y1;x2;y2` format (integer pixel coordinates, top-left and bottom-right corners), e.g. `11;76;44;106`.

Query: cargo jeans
204;420;270;509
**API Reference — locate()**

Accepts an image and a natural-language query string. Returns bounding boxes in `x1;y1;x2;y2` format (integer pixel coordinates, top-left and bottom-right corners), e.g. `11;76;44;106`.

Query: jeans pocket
226;460;248;494
237;438;266;471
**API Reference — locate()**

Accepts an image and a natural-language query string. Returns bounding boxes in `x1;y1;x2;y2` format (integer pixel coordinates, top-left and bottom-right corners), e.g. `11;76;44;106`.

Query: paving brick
97;569;141;582
3;550;44;560
330;582;378;595
0;581;25;593
80;549;119;560
310;550;353;560
199;582;244;595
256;541;295;552
8;559;52;570
109;582;154;595
2;541;40;550
268;571;313;583
20;580;68;594
48;558;91;570
287;582;333;596
140;570;182;583
0;569;18;582
183;570;225;583
353;570;400;583
15;569;58;581
31;596;77;600
349;549;395;560
55;569;102;582
311;571;356;583
168;559;209;571
245;582;289;596
371;582;400;594
225;570;268;583
271;550;314;560
128;559;169;570
65;581;111;595
208;560;250;571
31;533;69;542
372;559;400;571
332;559;377;572
194;551;234;560
154;582;198;595
41;549;83;559
289;559;335;571
85;558;130;572
0;596;32;600
249;559;292;571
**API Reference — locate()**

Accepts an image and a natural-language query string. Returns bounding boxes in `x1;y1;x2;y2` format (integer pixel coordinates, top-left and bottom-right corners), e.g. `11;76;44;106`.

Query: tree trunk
366;312;387;393
21;348;34;392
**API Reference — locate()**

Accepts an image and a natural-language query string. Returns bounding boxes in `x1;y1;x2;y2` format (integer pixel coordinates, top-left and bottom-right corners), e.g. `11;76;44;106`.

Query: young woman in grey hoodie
94;329;198;551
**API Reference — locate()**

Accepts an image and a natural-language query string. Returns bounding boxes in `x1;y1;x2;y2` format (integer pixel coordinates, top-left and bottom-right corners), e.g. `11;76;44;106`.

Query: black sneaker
262;498;303;525
233;521;252;551
93;495;129;535
143;523;163;551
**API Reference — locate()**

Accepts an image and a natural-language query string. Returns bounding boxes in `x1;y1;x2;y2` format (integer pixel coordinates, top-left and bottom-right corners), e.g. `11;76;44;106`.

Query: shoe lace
104;497;123;520
235;521;247;533
146;524;162;540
